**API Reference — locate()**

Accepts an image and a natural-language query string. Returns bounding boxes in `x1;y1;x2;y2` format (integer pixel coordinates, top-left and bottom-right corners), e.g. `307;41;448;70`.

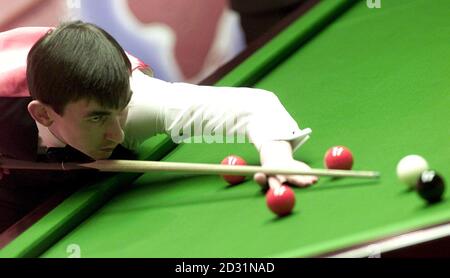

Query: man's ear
27;100;55;127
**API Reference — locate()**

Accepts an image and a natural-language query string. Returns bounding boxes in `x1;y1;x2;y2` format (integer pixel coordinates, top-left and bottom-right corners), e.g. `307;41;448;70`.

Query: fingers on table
285;175;318;188
268;176;284;189
254;172;319;192
253;172;267;186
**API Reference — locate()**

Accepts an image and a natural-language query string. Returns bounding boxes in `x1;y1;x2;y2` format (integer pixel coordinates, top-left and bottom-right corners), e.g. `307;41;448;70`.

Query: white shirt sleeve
123;70;312;153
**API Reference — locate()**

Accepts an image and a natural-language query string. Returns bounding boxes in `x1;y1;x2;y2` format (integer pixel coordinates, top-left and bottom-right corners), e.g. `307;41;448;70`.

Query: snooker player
0;21;316;233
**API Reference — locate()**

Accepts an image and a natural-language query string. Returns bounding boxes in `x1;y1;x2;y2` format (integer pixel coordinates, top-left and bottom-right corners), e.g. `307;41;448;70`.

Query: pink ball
266;185;296;217
221;155;247;185
324;146;353;170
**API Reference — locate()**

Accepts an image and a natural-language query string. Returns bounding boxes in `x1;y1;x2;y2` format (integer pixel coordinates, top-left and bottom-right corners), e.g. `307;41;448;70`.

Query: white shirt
37;70;312;154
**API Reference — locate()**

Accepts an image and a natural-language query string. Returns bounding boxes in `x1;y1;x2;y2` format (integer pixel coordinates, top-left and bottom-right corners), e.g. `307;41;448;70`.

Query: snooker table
1;0;449;258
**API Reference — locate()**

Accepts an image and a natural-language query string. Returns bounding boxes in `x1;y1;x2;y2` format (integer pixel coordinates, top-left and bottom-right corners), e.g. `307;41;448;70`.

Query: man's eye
90;116;104;123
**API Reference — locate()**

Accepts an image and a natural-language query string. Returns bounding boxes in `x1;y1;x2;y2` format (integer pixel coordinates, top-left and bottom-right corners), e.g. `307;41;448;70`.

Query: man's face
49;99;129;160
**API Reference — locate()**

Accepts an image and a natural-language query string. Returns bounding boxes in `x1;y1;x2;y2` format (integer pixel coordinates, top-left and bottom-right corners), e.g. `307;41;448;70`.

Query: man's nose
104;118;125;144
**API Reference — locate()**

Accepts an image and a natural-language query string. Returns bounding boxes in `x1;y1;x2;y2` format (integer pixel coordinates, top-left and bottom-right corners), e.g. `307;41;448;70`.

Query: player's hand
253;159;318;190
0;167;10;180
255;140;318;190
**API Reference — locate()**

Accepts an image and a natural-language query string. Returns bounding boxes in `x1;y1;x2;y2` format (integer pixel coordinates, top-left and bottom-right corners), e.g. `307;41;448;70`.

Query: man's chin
92;150;114;160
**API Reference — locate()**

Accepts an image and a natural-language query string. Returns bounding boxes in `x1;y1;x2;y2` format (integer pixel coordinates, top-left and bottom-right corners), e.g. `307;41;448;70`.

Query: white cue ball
396;155;429;188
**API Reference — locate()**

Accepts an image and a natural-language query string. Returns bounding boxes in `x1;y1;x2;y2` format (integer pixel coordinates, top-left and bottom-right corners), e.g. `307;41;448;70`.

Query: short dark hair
27;21;132;115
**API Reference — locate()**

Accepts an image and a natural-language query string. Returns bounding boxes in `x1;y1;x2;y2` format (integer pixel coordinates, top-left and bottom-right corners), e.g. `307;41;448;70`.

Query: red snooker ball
221;155;247;185
266;185;296;217
324;146;353;170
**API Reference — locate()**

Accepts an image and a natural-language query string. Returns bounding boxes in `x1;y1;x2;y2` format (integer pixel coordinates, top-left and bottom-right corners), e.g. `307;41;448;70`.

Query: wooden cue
0;157;380;179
